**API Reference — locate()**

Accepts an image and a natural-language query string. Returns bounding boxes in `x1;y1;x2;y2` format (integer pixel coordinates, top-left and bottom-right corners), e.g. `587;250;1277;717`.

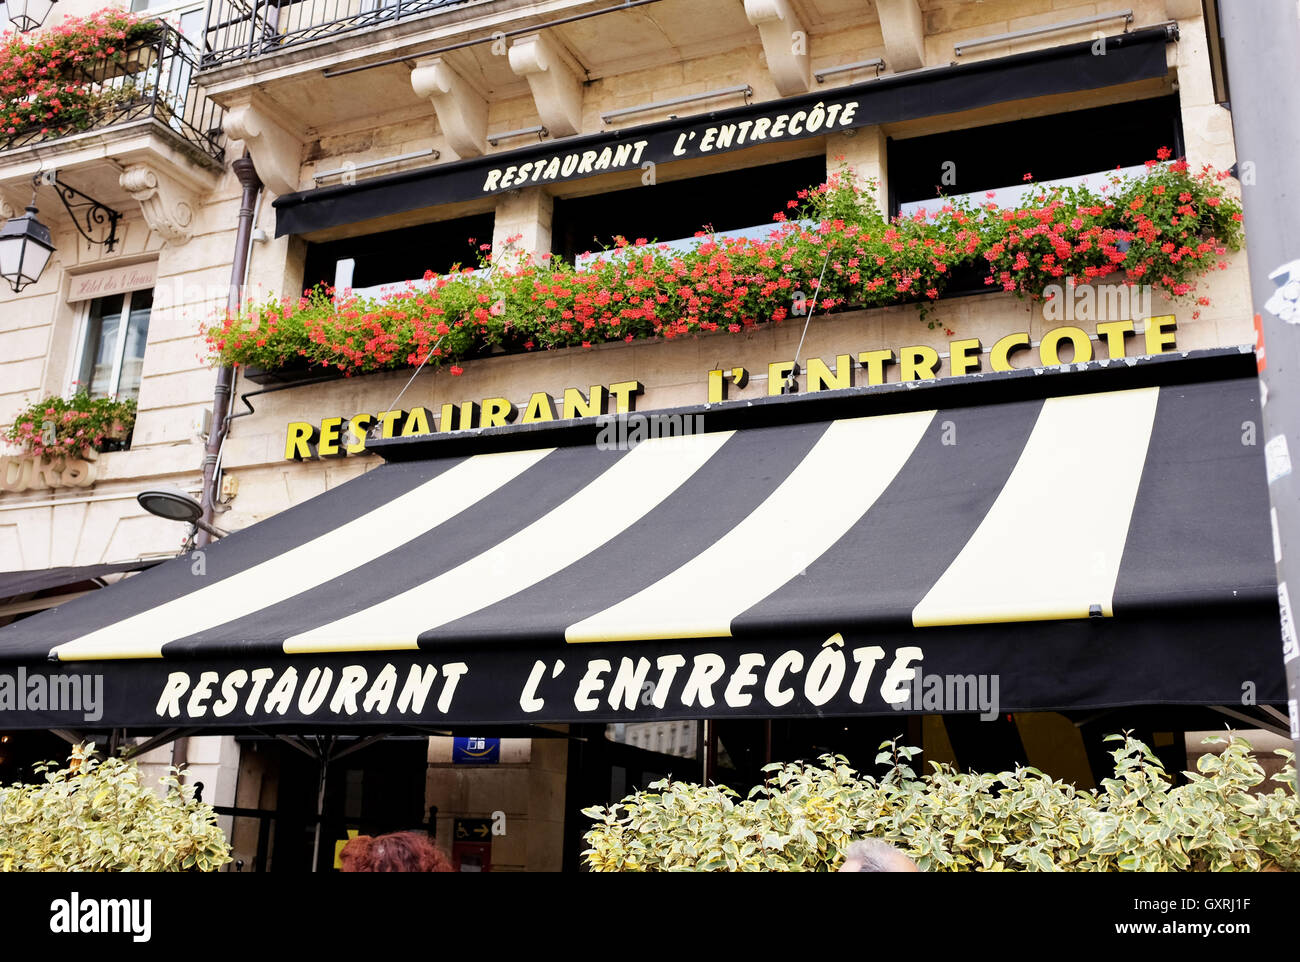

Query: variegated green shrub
0;742;232;872
581;734;1299;871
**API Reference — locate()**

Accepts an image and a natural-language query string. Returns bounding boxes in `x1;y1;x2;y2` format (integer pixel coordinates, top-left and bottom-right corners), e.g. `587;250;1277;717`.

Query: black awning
0;560;161;602
0;350;1282;731
273;25;1176;237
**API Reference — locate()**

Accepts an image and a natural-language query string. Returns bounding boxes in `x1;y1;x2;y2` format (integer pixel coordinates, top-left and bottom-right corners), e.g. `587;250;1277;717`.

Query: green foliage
4;390;136;457
581;734;1299;872
0;743;232;872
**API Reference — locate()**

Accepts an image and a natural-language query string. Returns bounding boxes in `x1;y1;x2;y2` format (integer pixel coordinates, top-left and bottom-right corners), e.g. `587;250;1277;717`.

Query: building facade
0;0;1280;871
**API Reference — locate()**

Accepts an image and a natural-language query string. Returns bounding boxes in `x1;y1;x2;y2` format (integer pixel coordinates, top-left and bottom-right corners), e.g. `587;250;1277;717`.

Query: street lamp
0;205;54;294
137;487;229;540
3;0;58;32
1;171;123;295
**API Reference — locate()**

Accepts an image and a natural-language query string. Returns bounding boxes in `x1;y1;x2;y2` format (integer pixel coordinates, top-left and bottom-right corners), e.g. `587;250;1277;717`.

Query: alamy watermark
1041;282;1153;323
891;672;1000;721
0;668;103;722
595;413;706;450
50;893;151;942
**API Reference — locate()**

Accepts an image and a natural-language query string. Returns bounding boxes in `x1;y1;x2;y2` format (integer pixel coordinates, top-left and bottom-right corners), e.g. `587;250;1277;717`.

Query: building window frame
69;287;154;402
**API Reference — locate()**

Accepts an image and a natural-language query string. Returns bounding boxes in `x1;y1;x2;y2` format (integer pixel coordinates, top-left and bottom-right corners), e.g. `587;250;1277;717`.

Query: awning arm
1210;705;1291;738
120;727;201;760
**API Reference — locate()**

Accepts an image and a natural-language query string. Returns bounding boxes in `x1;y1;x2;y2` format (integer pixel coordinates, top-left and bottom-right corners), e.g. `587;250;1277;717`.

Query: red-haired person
340;831;454;872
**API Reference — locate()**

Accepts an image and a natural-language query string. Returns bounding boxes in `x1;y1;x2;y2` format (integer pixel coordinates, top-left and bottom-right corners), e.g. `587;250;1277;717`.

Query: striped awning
0;352;1283;730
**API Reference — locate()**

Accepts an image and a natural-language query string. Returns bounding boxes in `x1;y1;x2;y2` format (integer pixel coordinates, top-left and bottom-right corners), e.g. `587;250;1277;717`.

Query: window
301;213;496;298
130;0;204;42
888;95;1184;217
550;155;828;263
75;288;153;401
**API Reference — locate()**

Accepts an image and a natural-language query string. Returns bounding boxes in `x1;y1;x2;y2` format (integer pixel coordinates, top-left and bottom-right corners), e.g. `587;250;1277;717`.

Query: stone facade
0;0;1259;870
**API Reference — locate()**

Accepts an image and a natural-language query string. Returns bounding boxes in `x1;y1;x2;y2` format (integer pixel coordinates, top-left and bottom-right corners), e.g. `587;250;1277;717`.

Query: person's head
339;831;454;872
838;839;920;872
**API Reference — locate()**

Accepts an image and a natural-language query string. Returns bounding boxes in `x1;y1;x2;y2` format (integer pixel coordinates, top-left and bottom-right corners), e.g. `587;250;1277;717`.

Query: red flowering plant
973;148;1242;319
206;154;1243;379
4;391;137;458
0;9;163;141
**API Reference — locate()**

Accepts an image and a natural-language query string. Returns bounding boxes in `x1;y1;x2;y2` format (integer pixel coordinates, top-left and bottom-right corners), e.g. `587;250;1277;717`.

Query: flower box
208;156;1242;381
242;363;344;387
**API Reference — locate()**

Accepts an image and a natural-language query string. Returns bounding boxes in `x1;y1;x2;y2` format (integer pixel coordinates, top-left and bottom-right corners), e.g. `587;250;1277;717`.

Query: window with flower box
889;95;1184;218
550;155;828;264
73;288;152;406
301;212;496;300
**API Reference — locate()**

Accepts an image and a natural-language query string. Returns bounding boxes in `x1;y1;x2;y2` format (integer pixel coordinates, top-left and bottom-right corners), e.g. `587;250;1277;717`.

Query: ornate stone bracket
509;33;584;137
745;0;811;96
222;94;304;196
876;0;925;72
119;163;208;245
411;56;488;159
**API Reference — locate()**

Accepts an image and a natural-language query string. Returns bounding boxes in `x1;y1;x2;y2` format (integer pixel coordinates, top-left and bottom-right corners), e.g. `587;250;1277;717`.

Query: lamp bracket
33;171;122;252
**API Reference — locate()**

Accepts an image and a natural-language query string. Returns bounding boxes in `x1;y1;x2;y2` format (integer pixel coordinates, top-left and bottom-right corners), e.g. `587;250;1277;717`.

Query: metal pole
311;737;332;873
198;153;261;546
1217;0;1300;763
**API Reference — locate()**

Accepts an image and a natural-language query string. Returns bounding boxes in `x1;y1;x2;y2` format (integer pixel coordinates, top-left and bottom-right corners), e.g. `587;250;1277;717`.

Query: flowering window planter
208;155;1243;381
0;15;221;158
4;393;137;459
241;363;344;387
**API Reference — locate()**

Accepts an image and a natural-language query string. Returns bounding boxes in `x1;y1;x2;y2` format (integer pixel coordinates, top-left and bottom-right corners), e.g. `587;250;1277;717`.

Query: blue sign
453;736;500;764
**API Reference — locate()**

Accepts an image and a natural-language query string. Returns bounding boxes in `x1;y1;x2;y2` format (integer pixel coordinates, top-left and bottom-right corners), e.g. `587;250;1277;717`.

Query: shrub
581;734;1299;871
0;743;232;872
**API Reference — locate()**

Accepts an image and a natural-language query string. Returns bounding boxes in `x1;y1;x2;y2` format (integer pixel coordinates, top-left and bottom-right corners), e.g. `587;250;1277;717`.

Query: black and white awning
0;351;1282;730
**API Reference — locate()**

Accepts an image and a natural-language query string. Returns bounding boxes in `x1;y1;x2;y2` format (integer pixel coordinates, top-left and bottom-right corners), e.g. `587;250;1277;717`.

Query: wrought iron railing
200;0;470;68
0;23;225;160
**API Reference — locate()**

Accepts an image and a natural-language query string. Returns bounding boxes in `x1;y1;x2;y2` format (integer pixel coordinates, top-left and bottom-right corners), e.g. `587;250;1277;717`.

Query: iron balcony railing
200;0;470;68
0;23;225;160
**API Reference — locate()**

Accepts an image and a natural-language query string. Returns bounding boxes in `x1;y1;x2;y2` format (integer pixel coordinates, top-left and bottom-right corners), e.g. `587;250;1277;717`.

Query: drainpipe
199;152;262;547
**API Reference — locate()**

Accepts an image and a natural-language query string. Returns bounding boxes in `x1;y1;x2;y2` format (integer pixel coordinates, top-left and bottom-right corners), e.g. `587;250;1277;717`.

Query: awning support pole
310;735;334;874
702;720;715;785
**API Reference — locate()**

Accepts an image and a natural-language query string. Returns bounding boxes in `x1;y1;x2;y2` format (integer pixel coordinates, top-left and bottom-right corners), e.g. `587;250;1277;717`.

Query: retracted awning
273;25;1176;237
0;561;161;602
0;350;1283;731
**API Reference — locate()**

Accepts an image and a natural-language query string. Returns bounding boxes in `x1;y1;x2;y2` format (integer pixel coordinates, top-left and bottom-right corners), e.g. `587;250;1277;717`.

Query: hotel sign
68;263;157;302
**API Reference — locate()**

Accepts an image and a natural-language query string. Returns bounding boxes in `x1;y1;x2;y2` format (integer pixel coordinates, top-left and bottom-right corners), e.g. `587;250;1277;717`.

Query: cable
380;334;448;422
788;243;834;392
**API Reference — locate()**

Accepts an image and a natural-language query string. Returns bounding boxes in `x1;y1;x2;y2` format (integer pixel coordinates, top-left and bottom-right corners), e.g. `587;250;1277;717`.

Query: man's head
838;839;920;872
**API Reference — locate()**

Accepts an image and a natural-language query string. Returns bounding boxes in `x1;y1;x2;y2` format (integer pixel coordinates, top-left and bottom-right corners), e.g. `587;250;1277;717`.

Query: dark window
550;155;828;261
301;212;496;291
77;287;152;402
888;95;1184;213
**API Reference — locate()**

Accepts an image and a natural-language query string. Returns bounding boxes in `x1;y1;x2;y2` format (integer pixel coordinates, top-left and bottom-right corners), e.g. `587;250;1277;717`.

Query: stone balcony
0;25;226;247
